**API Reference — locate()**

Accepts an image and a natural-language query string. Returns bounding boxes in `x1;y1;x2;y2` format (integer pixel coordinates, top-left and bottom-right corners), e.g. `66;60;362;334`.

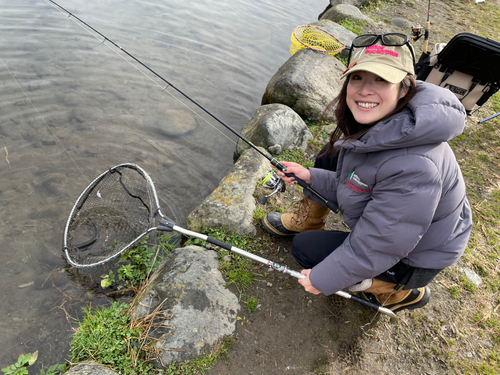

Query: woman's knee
291;232;314;268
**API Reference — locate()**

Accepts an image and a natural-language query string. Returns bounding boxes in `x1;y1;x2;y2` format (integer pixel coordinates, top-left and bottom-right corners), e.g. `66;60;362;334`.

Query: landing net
63;164;161;267
290;25;346;57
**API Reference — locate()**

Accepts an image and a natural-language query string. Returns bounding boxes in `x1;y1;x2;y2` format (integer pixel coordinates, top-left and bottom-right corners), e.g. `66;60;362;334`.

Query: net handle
157;216;397;320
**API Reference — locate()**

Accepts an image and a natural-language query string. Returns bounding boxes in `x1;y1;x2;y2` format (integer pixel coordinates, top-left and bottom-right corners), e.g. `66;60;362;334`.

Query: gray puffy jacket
306;82;472;296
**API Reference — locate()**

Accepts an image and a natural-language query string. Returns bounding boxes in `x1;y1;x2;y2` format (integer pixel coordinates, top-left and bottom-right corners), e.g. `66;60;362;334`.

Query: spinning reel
259;170;285;204
410;24;423;42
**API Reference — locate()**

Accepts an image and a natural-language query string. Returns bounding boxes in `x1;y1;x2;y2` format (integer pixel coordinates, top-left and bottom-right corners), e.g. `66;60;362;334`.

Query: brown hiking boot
360;279;431;313
261;195;329;236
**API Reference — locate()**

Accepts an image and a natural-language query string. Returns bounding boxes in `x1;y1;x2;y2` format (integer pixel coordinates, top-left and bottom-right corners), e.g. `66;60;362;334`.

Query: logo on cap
365;45;399;57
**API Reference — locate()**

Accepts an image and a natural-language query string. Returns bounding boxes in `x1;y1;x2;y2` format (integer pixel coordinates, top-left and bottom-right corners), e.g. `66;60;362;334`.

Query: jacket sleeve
302;167;339;208
309;154;443;296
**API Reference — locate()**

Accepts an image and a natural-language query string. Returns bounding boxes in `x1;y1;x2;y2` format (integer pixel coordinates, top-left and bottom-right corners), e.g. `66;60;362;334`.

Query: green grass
338;19;368;36
253;205;267;222
279;147;314;168
164;337;235;375
184;228;269;296
101;234;177;290
306;119;332;153
70;302;152;375
246;297;258;313
0;352;58;375
311;352;330;375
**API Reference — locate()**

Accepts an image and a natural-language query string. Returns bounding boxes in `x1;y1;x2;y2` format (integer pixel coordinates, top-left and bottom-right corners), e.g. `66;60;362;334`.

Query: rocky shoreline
66;0;489;373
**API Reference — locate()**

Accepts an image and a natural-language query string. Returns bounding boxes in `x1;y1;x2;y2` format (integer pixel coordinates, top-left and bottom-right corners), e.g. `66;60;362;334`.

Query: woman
262;34;472;313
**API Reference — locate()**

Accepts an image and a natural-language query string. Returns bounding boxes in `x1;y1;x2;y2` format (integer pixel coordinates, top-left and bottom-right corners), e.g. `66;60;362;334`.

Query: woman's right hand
277;161;312;185
298;269;321;295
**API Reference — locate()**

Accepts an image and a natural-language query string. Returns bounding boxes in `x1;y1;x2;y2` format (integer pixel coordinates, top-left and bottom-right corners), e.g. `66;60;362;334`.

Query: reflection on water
0;0;327;369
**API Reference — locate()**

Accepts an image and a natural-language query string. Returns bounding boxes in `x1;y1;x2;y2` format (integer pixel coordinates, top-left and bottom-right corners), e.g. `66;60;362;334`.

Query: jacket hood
338;81;467;153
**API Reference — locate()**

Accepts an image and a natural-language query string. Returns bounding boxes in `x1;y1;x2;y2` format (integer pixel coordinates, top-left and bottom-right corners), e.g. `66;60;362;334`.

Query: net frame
63;163;164;267
290;25;346;57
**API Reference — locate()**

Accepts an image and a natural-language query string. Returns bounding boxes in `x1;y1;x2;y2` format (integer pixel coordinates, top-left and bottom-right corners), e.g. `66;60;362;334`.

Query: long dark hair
321;73;417;156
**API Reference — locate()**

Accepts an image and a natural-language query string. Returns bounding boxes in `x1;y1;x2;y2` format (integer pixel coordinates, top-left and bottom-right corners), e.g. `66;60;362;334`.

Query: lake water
0;0;328;369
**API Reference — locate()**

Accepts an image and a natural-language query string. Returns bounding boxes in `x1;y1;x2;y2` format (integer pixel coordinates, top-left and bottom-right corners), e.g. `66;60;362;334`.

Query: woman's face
346;71;406;125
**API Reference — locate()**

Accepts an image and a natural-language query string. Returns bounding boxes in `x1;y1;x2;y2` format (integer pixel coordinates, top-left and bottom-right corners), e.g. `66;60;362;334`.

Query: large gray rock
391;17;414;29
309;19;357;59
262;49;345;121
65;362;119;375
320;4;377;27
330;0;370;7
319;0;371;20
187;147;268;236
235;104;312;157
133;246;240;367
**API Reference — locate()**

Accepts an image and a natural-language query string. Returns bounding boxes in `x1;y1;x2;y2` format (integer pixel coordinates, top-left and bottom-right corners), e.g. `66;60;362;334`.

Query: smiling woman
263;33;472;316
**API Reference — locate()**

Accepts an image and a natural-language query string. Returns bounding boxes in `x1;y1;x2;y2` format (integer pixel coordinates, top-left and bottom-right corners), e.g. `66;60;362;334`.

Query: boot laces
290;198;311;226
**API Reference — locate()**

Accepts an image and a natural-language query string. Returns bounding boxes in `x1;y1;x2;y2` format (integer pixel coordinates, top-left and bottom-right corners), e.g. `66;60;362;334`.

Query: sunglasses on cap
347;33;416;68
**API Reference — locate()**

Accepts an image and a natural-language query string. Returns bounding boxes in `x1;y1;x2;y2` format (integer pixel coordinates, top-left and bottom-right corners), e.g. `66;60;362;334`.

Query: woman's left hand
298;269;322;295
276;161;311;185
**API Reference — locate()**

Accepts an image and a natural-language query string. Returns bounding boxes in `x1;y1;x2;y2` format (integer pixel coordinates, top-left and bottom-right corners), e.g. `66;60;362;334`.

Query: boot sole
360;286;431;314
390;286;431;313
262;215;298;237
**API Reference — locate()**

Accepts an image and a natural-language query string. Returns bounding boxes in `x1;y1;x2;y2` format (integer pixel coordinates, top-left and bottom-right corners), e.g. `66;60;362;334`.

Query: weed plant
246;297;258;313
101;234;176;290
70;301;154;375
252;205;267;222
1;351;66;375
1;352;37;375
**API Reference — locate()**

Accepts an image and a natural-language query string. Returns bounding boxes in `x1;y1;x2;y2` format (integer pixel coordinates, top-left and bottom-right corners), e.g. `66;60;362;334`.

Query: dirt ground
205;1;499;374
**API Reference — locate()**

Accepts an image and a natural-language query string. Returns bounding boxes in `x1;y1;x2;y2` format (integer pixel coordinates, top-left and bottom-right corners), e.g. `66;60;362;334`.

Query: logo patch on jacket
346;172;372;193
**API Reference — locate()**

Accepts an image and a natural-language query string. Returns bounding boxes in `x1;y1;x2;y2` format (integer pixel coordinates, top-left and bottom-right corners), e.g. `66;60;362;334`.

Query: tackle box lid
437;32;500;83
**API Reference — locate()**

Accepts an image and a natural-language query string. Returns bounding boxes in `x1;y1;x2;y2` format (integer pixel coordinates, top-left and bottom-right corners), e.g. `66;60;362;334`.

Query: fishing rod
479;111;500;124
45;0;339;213
423;0;431;53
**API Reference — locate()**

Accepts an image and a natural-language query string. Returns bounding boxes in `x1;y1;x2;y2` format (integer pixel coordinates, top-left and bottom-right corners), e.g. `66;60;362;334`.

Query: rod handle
289;270;306;279
423;21;430;53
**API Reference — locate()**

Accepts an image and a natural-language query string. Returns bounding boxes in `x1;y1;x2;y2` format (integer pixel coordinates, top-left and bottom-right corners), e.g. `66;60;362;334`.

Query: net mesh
290;25;345;57
65;165;159;266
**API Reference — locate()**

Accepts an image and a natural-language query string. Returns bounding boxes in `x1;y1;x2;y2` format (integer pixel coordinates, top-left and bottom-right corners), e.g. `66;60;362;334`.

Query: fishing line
1;57;88;181
45;0;241;150
44;0;340;212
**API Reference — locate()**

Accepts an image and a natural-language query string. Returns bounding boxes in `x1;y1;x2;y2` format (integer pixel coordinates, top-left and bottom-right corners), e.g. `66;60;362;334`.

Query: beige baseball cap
341;41;415;84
